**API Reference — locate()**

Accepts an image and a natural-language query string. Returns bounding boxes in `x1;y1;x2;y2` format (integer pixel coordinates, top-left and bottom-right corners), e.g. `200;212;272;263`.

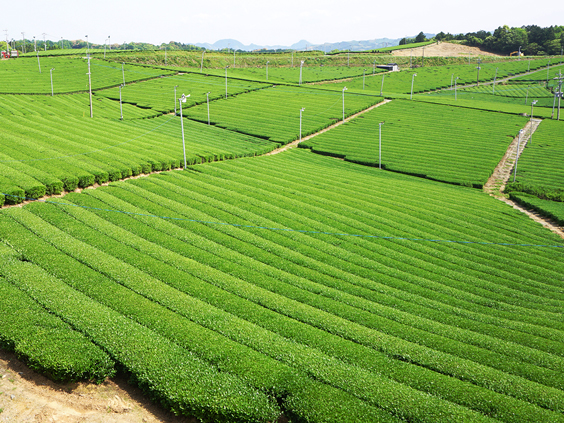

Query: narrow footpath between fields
265;99;392;156
484;119;564;239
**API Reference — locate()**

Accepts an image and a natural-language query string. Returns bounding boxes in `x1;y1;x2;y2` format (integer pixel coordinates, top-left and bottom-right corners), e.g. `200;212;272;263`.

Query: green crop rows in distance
0;113;277;206
183;85;382;144
300;99;527;187
505;119;564;201
1;150;563;422
95;72;269;114
0;56;174;94
322;58;552;95
0;93;159;120
463;82;552;98
201;65;386;84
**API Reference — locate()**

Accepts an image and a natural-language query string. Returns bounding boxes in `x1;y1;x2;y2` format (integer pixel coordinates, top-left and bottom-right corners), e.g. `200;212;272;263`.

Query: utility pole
42;33;47;51
476;59;481;85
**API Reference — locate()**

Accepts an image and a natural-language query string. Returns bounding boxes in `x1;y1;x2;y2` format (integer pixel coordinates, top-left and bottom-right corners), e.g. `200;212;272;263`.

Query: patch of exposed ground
0;348;196;423
392;41;502;57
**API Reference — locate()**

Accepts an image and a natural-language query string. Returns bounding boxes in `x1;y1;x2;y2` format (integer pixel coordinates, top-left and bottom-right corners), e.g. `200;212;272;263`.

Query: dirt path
484;119;564;239
0;349;195;423
265;99;392;156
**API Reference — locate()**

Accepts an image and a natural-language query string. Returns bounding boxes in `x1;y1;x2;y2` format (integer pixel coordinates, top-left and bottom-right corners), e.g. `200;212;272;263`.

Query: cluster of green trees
399;32;428;45
435;25;564;55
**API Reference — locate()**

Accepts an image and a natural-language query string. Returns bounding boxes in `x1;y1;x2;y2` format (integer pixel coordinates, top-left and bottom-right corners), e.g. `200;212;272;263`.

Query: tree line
400;25;564;55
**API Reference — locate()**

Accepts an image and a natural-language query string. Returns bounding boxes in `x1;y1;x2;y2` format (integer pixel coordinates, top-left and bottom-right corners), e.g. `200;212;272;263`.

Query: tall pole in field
525;85;530;105
42;33;46;51
347;51;350;67
299;60;304;85
206;92;210;125
342;86;347;122
50;68;55;96
200;51;204;72
119;84;124;120
410;73;417;100
493;67;498;94
378;122;384;169
174;85;179;115
85;55;93;118
529;100;537;145
34;36;41;73
513;129;524;182
225;65;229;99
547;60;551;84
373;59;376;75
450;73;454;89
122;62;125;85
455;76;460;100
104;38;108;58
108;35;111;51
266;61;269;81
85;35;89;54
299;107;305;142
476;59;481;85
179;94;190;169
380;74;385;96
21;32;25;54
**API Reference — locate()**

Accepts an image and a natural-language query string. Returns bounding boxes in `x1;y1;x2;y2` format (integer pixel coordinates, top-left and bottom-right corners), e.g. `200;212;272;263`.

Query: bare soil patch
392;42;501;57
0;348;196;423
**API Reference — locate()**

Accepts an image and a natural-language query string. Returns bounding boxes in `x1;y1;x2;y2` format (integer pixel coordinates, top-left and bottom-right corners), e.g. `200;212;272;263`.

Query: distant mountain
194;34;436;52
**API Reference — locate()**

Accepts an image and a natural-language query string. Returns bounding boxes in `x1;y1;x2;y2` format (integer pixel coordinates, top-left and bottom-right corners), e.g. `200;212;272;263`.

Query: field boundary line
484;119;564;240
264;99;392;156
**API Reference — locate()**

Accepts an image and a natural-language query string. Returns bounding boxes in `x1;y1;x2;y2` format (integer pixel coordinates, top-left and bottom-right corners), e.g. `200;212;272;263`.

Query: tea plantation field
0;113;277;205
0;56;174;94
1;52;563;423
1;150;563;423
300;100;527;187
183;85;382;143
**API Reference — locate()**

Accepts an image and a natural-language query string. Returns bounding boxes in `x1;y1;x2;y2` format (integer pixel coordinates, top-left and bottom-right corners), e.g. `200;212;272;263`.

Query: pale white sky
4;0;562;47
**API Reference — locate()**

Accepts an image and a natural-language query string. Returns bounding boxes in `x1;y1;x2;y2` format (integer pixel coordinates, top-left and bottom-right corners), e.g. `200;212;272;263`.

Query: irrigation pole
119;84;124;120
299;60;304;85
174;85;179;115
380;74;385;96
225;66;229;99
85;55;93;118
450;74;454;89
299;107;305;142
525;85;530;105
529;100;537;145
476;59;481;85
455;76;460;100
49;68;54;96
179;94;190;169
410;73;417;100
378;122;384;169
342;86;347;122
206;92;210;125
373;59;376;75
513;130;524;182
493;68;498;94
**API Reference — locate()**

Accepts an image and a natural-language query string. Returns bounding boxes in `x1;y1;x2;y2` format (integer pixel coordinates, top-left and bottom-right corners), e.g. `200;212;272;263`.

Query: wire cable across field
2;193;562;249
